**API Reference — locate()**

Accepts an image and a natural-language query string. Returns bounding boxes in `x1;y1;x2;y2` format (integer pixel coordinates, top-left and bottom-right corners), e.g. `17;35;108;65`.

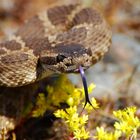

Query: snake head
39;43;94;74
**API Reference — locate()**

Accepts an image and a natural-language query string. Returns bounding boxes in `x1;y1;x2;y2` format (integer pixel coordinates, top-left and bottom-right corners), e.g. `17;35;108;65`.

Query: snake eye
56;54;66;63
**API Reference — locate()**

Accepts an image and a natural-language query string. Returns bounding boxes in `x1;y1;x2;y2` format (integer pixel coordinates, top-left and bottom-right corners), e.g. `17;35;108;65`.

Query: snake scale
0;4;111;87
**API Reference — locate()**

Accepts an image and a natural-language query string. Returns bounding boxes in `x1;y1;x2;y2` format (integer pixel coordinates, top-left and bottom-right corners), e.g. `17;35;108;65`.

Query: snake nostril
56;54;66;63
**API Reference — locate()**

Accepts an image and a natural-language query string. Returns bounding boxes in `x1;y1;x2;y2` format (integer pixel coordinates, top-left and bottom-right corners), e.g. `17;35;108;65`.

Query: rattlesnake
0;4;111;87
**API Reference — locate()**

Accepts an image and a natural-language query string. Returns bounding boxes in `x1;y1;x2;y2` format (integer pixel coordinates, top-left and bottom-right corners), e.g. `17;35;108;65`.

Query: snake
0;4;111;87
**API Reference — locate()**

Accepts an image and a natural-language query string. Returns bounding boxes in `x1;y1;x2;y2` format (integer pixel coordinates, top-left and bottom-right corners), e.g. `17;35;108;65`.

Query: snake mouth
56;61;90;73
58;64;90;73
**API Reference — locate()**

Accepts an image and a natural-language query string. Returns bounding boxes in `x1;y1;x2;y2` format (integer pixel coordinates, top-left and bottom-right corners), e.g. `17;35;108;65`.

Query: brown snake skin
0;4;112;87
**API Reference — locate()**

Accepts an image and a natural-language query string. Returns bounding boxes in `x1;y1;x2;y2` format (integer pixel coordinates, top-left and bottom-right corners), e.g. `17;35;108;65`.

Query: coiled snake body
0;4;111;87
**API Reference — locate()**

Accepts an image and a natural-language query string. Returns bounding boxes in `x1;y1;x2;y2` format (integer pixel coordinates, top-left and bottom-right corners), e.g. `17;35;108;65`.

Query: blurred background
0;0;140;139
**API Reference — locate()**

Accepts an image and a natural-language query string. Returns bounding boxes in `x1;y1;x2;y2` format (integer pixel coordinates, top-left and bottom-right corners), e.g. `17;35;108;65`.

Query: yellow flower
54;106;90;139
53;109;66;119
113;106;140;138
32;93;47;117
95;127;121;140
79;114;88;125
67;97;74;106
77;83;96;97
88;83;96;93
74;127;90;140
84;97;99;112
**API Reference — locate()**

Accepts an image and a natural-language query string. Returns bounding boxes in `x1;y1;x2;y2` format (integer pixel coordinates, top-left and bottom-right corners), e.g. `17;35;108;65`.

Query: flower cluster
54;82;98;140
114;106;140;139
54;106;90;140
32;75;76;117
95;106;140;140
32;75;140;140
95;127;121;140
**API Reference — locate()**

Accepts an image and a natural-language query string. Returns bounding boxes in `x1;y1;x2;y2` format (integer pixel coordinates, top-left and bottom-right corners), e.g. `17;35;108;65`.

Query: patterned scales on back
0;4;112;87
